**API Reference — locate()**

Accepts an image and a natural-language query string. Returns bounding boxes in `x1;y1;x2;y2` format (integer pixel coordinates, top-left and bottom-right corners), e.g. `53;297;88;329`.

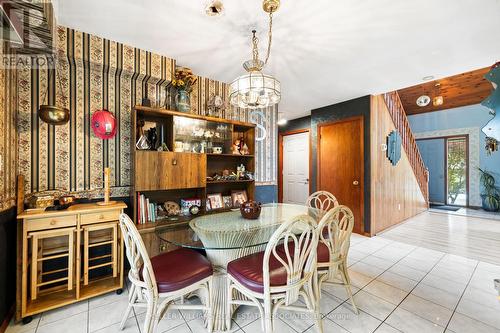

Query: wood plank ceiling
397;67;493;115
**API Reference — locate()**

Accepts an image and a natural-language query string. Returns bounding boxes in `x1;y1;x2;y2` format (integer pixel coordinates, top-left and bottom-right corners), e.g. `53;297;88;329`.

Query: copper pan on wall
38;105;70;125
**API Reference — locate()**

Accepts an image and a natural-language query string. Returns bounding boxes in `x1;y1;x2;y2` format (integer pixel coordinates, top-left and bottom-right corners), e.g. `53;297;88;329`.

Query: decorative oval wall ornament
386;130;402;166
249;110;267;141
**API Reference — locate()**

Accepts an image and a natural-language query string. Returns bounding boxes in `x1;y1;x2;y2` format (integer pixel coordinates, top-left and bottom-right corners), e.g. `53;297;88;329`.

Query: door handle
353;180;359;186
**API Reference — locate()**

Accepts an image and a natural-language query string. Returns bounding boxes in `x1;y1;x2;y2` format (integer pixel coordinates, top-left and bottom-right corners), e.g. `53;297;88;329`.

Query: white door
283;132;310;204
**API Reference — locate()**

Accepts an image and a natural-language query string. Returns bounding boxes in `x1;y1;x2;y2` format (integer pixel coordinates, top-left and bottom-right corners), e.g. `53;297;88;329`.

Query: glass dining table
155;203;321;331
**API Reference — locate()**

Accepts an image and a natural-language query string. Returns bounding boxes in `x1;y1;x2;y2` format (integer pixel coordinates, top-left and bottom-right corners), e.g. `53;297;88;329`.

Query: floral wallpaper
16;26;277;197
0;42;17;212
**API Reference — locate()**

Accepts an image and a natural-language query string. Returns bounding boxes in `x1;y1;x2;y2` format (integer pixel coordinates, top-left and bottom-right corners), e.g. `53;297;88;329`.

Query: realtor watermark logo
0;0;56;68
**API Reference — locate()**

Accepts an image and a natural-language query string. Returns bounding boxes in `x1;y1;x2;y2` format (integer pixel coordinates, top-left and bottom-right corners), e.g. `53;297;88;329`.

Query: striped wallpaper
15;26;277;198
0;42;17;212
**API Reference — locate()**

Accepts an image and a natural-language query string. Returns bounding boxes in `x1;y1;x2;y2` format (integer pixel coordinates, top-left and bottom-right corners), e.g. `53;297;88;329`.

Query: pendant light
229;0;281;109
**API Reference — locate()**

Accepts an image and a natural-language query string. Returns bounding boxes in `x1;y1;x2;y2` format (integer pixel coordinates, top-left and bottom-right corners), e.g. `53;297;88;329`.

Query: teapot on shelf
240;200;262;220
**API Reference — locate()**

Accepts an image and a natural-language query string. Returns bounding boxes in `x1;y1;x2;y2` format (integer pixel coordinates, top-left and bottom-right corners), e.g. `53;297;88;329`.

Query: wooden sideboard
16;202;127;322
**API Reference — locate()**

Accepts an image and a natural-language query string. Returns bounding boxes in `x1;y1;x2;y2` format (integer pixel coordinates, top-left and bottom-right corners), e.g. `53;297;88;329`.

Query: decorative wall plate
387;130;402;166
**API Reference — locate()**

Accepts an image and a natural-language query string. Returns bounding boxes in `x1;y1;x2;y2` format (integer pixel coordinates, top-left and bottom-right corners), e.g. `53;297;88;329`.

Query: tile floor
6;230;500;333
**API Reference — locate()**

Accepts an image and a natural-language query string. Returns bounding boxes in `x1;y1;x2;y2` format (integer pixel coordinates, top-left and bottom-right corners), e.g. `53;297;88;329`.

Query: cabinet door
135;151;206;190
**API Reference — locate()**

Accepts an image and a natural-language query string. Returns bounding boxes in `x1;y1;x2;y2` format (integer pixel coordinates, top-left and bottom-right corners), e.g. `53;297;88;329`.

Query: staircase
383;91;429;204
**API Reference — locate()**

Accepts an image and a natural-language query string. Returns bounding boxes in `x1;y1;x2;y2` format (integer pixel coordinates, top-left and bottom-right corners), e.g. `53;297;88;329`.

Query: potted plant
478;168;500;211
171;67;197;113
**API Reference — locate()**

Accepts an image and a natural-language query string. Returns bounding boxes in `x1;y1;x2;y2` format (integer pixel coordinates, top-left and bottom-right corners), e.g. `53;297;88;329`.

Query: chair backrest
306;191;339;220
317;205;354;264
119;213;158;299
263;214;319;305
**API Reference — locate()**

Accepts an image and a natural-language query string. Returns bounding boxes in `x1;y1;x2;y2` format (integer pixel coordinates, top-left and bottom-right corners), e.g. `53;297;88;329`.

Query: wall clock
387;130;402;166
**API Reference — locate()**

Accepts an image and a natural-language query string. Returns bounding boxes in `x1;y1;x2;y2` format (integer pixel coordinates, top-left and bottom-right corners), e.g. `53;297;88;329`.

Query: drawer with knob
80;210;121;225
26;215;77;232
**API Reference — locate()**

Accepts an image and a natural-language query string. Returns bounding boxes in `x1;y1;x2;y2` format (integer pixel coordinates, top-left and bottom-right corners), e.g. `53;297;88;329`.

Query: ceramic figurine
232;139;241;154
240;143;250;155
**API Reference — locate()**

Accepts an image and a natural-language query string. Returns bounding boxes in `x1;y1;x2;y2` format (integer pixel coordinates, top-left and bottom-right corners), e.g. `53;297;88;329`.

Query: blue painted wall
416;139;446;204
408;103;500;185
255;185;278;203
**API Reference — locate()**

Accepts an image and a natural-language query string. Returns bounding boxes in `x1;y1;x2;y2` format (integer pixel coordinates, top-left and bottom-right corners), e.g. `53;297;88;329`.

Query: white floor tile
37;312;87;333
374;323;403;333
305;317;350;333
232;305;260;328
88;297;134;332
327;304;382;333
447;312;500;333
93;316;140;333
363;280;409;305
347;269;375;288
429;265;473;284
376;271;418;292
461;285;500;310
477;261;500;275
349;290;397;321
317;290;342;315
456;298;500;329
242;317;296;333
137;309;185;333
388;263;428;281
5;316;40;333
350;262;385;278
398;257;436;273
385;307;443;333
165;323;194;333
399;294;452;327
322;283;360;301
89;288;129;308
39;300;88;326
420;274;467;296
361;255;396;270
411;283;461;310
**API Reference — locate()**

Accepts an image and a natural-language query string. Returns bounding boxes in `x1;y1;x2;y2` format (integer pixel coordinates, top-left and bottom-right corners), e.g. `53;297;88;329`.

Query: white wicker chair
226;215;322;333
118;214;214;333
306;191;339;220
316;206;358;314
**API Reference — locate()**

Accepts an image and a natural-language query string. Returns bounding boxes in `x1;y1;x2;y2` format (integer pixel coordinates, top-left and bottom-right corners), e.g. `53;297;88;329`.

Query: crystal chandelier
229;0;281;109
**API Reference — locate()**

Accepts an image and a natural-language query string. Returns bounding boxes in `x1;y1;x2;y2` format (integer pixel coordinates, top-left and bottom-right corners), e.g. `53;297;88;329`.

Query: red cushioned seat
149;248;213;293
227;251;288;293
277;241;331;263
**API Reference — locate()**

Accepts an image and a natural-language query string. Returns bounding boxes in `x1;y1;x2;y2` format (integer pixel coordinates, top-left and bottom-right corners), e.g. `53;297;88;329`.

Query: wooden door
318;117;364;234
283;132;310;204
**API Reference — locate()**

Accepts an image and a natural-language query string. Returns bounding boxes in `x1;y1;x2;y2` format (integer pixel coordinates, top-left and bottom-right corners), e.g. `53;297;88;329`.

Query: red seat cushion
277;241;331;263
227;251;288;293
149;248;213;293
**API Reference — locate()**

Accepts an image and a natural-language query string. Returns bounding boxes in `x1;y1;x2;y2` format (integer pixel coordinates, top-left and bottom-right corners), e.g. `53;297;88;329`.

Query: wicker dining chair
306;191;339;220
226;214;322;333
315;205;358;314
118;214;214;333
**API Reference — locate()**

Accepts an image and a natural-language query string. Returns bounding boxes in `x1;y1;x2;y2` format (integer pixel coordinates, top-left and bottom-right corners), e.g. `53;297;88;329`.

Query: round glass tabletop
155;203;321;250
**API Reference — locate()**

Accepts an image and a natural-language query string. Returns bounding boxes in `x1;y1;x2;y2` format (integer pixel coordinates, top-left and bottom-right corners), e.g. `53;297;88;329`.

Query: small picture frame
207;193;223;210
222;196;232;209
205;199;212;212
231;190;248;208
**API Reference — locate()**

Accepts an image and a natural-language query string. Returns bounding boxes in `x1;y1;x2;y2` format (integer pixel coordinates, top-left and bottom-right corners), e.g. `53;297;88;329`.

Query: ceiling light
422;75;434;81
433;95;444;106
416;95;431;107
277;118;287;126
229;0;281;110
432;83;444;107
205;0;224;17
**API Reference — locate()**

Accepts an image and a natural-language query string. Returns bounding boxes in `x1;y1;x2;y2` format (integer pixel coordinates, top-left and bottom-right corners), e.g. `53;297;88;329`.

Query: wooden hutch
132;106;256;256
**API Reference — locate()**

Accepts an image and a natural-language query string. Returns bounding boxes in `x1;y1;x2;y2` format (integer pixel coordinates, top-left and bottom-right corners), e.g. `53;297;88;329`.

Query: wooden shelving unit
132;106;256;255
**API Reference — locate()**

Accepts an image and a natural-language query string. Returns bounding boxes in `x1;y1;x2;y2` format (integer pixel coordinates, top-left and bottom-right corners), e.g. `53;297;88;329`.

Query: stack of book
136;192;158;224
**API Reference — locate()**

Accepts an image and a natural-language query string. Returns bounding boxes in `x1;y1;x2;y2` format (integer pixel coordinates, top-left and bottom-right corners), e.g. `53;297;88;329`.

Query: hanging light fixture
229;0;281;109
433;83;444;107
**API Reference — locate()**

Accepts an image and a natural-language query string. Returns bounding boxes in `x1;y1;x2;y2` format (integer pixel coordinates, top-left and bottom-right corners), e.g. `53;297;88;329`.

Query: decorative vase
175;89;191;113
240;201;262;219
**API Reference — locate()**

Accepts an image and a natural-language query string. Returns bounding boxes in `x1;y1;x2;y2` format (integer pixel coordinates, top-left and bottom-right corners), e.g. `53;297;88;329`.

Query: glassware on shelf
173;116;232;154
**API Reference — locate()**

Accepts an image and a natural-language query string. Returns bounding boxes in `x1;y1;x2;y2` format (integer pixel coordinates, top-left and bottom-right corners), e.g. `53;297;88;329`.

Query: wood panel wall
370;95;427;235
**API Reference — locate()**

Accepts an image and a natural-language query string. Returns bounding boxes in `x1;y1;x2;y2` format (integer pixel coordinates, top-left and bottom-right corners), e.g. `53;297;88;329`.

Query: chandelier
229;0;281;109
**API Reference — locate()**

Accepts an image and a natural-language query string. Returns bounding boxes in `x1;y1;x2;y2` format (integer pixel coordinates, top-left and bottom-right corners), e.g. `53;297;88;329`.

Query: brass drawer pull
172;159;178;166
